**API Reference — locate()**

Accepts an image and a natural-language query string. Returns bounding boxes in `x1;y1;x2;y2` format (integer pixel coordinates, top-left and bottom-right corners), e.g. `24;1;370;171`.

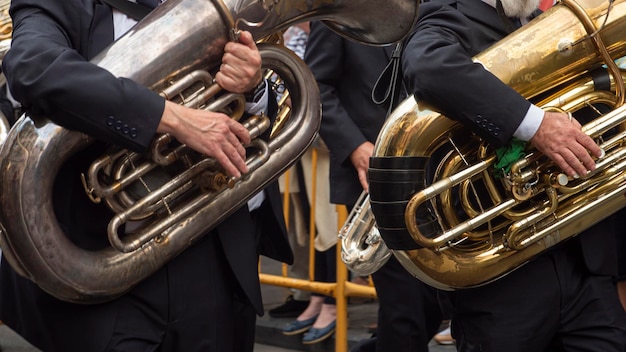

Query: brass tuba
369;0;626;290
0;0;419;303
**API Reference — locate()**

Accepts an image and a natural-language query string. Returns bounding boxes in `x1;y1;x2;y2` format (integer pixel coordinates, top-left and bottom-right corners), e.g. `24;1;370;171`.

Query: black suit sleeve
304;21;369;165
402;1;531;147
3;0;163;152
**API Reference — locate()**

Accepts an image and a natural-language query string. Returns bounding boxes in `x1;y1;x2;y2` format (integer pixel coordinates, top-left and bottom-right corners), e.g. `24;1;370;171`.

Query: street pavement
256;257;458;352
254;341;457;351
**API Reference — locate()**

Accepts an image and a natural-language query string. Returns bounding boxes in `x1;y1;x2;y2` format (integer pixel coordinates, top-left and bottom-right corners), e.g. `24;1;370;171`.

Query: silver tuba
369;0;626;290
339;191;391;276
0;0;420;303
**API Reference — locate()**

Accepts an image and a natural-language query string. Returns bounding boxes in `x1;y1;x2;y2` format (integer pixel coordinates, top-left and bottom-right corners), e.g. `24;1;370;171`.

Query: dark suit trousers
371;256;443;352
442;239;626;352
0;227;257;352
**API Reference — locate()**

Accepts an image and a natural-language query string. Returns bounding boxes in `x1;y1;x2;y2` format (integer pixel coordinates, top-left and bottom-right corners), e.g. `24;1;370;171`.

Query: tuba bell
0;0;420;303
368;0;626;290
339;191;391;276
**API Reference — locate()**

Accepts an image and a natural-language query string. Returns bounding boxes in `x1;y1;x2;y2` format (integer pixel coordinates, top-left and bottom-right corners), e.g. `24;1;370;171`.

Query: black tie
136;0;162;9
495;0;520;33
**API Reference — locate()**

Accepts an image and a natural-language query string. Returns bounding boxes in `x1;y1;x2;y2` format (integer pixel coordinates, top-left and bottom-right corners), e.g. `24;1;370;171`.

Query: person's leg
159;233;258;352
449;253;561;352
372;256;443;352
0;257;164;352
300;246;334;322
288;191;312;303
282;247;326;336
270;166;311;318
313;246;337;329
551;246;626;352
553;275;626;352
614;221;626;312
302;247;337;344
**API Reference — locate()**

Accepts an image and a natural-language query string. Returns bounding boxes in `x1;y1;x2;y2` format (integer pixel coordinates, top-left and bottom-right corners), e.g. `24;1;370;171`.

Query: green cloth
494;138;526;178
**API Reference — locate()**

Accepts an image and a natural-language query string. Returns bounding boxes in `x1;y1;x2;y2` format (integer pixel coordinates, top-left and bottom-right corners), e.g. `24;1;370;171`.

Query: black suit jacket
1;0;291;338
304;21;392;206
402;0;617;277
403;0;532;148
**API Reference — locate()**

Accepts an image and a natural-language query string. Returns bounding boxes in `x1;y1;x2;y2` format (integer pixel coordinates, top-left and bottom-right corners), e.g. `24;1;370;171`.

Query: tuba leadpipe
369;0;626;290
0;0;420;303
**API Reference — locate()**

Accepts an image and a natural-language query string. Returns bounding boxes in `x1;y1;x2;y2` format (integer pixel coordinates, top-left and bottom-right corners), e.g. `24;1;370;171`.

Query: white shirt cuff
245;82;269;116
247;191;266;211
245;82;269;212
513;104;544;141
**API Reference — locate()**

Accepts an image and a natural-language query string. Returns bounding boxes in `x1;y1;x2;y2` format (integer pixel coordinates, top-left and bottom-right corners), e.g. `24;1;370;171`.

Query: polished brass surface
0;0;420;303
372;0;626;290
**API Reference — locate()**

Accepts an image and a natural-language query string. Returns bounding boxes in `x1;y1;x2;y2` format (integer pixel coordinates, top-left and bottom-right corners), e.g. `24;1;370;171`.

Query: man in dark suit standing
304;21;443;351
393;0;626;350
0;0;291;351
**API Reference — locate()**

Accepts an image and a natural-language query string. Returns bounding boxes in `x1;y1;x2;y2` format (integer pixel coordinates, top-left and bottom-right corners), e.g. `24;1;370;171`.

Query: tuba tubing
370;0;626;290
0;44;320;304
0;0;420;303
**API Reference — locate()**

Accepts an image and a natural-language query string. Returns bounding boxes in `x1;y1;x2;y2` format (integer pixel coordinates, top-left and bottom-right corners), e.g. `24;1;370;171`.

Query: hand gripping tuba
369;0;626;290
0;0;419;303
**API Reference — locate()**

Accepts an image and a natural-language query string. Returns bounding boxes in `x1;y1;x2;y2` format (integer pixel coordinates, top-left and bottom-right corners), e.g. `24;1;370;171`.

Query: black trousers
442;240;626;352
0;230;257;352
370;255;443;352
312;244;337;305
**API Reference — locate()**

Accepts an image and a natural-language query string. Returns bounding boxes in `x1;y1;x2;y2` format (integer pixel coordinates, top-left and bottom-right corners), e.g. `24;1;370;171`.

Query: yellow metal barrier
259;147;377;352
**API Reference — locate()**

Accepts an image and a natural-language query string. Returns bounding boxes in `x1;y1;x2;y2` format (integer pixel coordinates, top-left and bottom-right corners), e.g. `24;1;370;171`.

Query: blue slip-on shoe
281;315;319;336
302;320;336;344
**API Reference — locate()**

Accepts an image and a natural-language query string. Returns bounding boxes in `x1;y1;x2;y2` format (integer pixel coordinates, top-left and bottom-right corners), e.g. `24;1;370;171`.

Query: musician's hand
216;31;263;93
529;111;602;178
350;141;374;192
158;101;251;178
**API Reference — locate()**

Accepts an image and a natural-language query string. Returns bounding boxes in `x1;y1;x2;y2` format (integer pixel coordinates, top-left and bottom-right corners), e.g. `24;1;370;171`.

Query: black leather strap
495;0;519;33
371;42;405;117
100;0;153;21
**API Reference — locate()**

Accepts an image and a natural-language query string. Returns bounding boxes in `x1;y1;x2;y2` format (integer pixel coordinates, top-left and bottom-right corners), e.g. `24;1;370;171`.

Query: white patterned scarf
482;0;541;18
